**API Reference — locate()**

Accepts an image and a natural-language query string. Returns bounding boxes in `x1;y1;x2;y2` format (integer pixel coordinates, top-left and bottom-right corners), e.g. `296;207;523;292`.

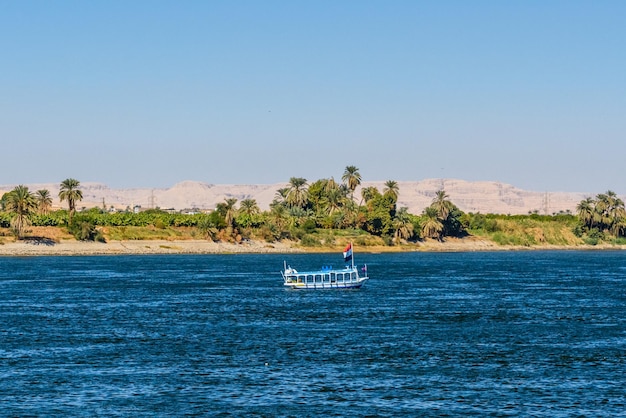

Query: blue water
1;251;624;416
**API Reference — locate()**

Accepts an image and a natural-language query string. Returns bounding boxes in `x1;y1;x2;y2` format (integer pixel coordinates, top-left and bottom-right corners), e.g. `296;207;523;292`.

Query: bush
302;218;317;233
300;234;321;247
290;227;306;240
572;224;584;238
586;228;603;240
467;213;500;233
0;213;11;228
257;226;277;243
68;219;106;242
319;232;336;246
354;235;369;246
491;231;535;246
583;237;598;245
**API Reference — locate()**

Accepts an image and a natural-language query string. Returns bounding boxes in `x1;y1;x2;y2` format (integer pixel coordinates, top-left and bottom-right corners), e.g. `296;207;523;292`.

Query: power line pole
543;192;550;215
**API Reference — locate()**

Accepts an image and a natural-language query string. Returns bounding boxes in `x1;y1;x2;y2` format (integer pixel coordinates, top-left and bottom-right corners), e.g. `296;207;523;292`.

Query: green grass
2;215;623;249
295;229;386;248
105;226;190;241
468;217;583;247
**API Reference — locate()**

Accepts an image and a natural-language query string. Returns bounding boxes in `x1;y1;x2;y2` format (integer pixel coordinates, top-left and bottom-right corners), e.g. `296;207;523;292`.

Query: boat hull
282;267;368;290
283;278;367;290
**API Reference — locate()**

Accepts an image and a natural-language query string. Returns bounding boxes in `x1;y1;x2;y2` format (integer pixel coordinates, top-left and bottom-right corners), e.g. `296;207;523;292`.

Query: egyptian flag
343;243;353;262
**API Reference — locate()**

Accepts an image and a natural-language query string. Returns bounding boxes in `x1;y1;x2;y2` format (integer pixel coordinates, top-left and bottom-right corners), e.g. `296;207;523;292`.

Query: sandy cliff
0;179;603;215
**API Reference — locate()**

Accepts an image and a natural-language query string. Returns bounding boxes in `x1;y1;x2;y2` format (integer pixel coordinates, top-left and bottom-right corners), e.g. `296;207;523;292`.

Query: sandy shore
0;239;302;256
1;236;623;256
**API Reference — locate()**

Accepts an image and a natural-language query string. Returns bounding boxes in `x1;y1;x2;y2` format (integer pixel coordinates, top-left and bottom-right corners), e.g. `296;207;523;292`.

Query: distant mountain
0;179;602;215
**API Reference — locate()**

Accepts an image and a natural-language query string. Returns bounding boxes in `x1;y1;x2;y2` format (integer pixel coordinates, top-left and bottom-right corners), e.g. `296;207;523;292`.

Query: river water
1;251;624;416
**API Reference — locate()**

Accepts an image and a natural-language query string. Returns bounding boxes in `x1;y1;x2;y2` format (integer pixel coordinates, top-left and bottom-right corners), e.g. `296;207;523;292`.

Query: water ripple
1;252;624;416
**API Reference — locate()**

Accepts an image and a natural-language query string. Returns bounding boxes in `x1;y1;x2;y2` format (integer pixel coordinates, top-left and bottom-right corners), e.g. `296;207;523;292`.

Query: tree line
575;191;626;241
2;169;625;245
1;179;84;239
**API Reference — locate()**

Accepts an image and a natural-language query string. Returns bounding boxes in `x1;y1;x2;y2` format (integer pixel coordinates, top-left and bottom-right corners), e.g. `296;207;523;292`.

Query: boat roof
285;266;357;274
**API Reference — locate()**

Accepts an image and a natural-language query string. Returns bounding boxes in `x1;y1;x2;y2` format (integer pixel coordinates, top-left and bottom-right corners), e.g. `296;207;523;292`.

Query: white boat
281;243;369;289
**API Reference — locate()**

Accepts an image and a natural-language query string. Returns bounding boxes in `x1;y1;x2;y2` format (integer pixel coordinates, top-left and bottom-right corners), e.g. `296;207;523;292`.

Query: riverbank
1;236;624;256
0;239;299;256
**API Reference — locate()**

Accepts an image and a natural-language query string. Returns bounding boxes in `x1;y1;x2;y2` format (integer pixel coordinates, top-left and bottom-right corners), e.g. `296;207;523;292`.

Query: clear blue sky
2;1;625;193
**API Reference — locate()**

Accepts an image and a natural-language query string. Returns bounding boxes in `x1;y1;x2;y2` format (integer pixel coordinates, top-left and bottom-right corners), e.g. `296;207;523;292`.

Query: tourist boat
281;243;369;289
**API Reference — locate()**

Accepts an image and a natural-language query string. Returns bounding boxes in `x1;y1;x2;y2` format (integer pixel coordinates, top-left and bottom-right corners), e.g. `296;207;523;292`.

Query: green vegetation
68;217;106;242
576;191;626;241
35;189;53;214
59;178;83;221
1;171;625;248
465;213;580;246
2;185;37;238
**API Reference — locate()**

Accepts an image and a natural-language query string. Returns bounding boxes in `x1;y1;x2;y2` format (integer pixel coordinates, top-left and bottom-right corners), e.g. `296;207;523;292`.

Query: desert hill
0;179;601;215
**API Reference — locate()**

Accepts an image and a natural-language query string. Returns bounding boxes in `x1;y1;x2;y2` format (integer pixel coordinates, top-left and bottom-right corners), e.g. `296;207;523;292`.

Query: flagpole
351;242;354;269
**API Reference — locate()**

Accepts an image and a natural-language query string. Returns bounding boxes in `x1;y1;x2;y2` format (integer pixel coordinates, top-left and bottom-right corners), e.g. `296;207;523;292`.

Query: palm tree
577;191;626;238
239;199;260;216
594;193;611;230
287;206;312;228
393;207;414;244
286;177;309;209
421;206;443;240
324;177;339;193
343;199;360;228
383;180;399;202
215;198;238;239
5;185;37;239
606;191;626;237
35;189;53;215
236;198;260;229
59;178;83;221
431;189;453;221
576;197;595;230
612;216;626;238
342;165;361;202
0;193;8;211
269;201;289;235
606;190;620;204
360;186;380;206
223;198;238;228
274;187;289;205
198;215;219;241
320;187;346;215
330;210;348;229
